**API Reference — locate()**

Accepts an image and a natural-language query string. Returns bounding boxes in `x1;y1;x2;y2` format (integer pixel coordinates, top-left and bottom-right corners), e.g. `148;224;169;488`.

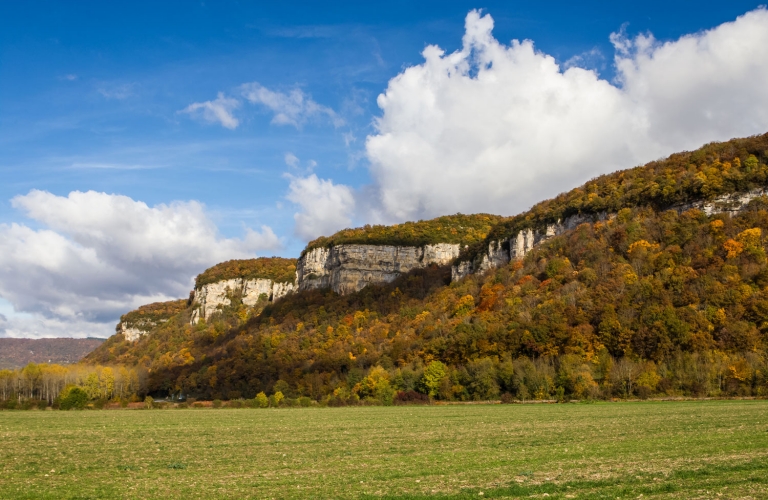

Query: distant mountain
0;338;104;369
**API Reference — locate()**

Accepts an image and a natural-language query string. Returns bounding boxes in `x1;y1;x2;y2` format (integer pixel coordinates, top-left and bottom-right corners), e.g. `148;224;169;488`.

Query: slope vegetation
304;213;508;254
87;134;768;403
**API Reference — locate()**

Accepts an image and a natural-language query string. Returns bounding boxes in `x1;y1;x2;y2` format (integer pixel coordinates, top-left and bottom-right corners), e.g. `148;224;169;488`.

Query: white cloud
286;174;355;240
181;92;241;129
241;82;342;128
97;83;136;100
284;152;300;168
0;190;281;338
364;8;768;222
284;153;317;173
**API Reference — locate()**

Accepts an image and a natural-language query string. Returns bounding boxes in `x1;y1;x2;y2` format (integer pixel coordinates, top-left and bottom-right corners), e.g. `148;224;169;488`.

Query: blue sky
2;1;768;337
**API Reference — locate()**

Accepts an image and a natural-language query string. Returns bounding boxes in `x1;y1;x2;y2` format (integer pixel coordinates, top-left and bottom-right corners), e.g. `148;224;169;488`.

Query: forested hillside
304;213;507;254
459;133;768;265
84;134;768;404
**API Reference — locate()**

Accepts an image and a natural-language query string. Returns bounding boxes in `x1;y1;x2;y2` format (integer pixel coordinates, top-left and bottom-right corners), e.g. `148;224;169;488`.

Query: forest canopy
304;214;509;255
459;133;768;264
119;299;188;331
194;257;297;288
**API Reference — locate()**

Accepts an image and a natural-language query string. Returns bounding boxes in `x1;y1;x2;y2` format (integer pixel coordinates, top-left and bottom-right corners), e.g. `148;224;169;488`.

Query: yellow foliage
724;239;744;259
736;228;761;249
627;239;659;255
453;295;476;317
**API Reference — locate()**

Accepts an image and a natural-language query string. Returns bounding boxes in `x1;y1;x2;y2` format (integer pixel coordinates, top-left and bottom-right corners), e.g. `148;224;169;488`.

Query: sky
2;0;768;338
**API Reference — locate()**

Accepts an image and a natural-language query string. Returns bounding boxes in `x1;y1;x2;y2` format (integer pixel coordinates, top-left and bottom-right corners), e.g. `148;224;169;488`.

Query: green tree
272;391;284;407
419;361;448;398
59;386;88;410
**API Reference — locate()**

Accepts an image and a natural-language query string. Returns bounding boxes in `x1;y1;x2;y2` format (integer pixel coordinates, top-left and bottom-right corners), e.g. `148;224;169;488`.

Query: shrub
298;396;313;407
144;396;154;409
212;399;222;408
60;387;88;410
272;391;284;407
255;392;269;408
36;399;48;410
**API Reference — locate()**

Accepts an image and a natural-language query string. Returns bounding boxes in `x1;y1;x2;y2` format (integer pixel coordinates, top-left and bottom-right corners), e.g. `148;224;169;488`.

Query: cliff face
297;243;460;295
190;277;296;323
120;324;148;342
117;299;188;342
453;188;768;281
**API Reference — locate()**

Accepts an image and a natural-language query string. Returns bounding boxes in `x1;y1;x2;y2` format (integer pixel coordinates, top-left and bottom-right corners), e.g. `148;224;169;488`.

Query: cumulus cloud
0;190;281;338
241;82;343;128
181;92;241;129
364;8;768;221
286;174;355;240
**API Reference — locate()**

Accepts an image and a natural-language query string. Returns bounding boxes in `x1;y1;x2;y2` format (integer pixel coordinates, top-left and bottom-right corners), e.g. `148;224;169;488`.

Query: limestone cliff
188;257;298;323
189;277;295;323
453;188;768;281
297;243;460;295
117;299;188;342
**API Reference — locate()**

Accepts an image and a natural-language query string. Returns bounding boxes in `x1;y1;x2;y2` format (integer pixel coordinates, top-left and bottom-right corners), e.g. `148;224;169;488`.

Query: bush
20;399;36;410
298;396;313;407
36;399;48;410
144;396;154;409
255;392;269;408
60;387;88;410
500;392;515;404
212;399;222;408
4;399;18;410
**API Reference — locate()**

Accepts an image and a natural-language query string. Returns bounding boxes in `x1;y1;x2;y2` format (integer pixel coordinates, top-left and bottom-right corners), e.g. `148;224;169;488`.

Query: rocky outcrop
452;188;768;281
297;243;460;295
452;212;609;281
190;278;296;323
672;187;768;216
119;323;149;342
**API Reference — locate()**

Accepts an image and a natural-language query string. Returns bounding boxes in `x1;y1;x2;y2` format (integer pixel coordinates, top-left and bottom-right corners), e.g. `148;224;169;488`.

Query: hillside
86;134;768;403
303;214;508;255
195;257;297;288
458;133;768;266
0;338;104;369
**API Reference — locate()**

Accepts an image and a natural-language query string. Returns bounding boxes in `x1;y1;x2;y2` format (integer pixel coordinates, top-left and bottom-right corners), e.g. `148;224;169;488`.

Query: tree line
0;363;146;409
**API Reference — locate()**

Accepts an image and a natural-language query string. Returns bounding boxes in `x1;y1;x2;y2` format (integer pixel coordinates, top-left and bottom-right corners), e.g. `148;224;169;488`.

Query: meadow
1;401;767;499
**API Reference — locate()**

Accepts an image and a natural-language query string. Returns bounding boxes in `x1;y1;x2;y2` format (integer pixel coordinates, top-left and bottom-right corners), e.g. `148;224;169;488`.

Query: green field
1;401;767;499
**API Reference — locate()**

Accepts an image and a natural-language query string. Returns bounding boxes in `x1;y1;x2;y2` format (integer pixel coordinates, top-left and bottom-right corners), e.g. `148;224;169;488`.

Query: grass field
1;401;768;499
